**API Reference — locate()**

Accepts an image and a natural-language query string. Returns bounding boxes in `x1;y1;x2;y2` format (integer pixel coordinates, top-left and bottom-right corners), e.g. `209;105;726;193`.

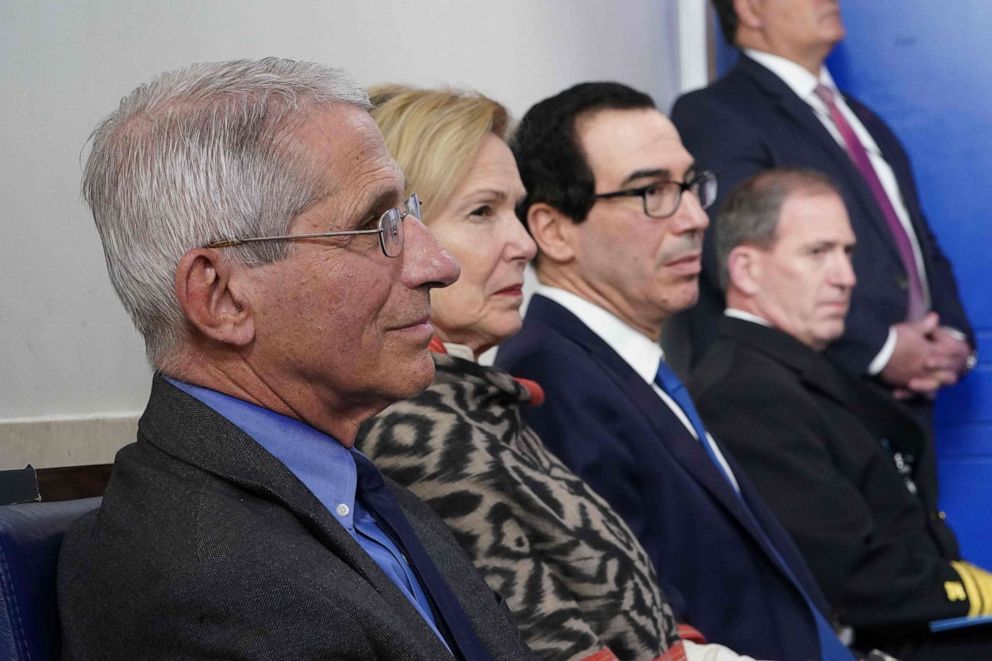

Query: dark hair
510;82;655;225
710;0;739;45
716;168;840;291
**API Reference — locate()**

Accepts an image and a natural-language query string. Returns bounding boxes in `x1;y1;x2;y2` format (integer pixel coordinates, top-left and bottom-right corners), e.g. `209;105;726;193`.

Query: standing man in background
671;0;974;456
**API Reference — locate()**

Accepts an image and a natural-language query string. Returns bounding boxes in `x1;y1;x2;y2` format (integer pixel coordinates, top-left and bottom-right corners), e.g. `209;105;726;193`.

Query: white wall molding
676;0;711;94
1;414;139;469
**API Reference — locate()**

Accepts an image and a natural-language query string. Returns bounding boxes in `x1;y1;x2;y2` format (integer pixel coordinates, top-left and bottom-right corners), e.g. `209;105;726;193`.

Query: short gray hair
83;58;370;367
716;168;839;291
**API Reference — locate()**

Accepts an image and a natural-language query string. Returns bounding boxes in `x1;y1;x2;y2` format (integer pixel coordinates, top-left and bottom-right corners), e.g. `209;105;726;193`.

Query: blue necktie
353;453;493;661
654;361;734;487
654;361;853;661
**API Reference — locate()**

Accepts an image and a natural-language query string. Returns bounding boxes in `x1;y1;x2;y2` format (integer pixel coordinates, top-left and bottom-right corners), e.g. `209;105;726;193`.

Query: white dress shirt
537;285;740;492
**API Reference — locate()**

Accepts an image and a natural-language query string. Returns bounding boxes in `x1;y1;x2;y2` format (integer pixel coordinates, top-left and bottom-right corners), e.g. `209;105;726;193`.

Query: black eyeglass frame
592;171;717;219
204;192;421;258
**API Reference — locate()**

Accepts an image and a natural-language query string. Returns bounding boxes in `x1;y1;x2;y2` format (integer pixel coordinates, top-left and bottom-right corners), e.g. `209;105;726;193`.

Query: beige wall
0;0;708;468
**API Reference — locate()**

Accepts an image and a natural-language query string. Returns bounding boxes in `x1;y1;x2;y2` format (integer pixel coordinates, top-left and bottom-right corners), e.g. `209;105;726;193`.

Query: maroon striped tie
815;84;926;320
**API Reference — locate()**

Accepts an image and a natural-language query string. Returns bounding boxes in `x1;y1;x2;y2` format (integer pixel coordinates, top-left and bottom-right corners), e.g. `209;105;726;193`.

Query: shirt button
336;503;350;517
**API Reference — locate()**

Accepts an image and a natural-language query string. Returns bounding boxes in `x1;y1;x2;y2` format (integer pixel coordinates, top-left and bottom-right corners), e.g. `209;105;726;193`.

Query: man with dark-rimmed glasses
58;58;535;660
497;81;853;660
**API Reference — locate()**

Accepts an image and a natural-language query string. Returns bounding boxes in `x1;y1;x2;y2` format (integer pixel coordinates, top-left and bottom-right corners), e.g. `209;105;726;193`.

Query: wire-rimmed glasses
205;192;421;258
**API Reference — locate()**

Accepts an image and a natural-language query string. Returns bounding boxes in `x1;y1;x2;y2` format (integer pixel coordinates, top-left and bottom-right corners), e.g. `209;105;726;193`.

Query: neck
739;39;829;77
725;292;769;324
168;345;374;447
537;266;663;342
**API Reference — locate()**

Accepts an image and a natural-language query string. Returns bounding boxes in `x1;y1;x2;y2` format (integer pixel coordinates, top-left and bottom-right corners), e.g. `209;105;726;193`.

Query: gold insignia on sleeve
944;581;967;602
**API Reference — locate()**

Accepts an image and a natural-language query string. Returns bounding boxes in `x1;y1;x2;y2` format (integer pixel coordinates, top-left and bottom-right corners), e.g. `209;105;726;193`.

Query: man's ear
727;245;762;297
527;203;578;263
734;0;763;30
175;249;255;348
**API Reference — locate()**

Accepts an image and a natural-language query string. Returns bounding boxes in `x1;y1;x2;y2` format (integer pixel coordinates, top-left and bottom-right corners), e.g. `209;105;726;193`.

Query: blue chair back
0;498;101;660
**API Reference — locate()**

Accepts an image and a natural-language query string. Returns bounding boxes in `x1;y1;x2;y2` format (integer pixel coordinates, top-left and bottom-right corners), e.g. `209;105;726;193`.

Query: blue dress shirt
166;378;449;650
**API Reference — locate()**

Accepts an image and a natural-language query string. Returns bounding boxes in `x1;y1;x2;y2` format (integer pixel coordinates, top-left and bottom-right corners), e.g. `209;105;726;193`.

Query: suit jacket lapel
138;375;450;641
529;297;785;551
738;57;849;168
737;57;905;266
720;316;855;407
720;317;924;461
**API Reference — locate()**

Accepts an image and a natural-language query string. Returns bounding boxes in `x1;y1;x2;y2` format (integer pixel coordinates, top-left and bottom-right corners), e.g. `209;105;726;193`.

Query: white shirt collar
536;284;662;385
744;48;838;100
440;341;475;361
535;287;741;491
724;308;772;327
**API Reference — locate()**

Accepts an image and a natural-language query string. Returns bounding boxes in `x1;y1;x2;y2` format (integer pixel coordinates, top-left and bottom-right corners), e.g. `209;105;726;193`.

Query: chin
474;316;523;350
664;285;700;317
815;326;845;348
392;350;437;400
498;318;524;344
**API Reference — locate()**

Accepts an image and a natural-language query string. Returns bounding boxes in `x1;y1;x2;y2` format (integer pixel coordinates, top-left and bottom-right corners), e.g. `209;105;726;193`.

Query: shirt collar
441;342;476;361
744;48;838;100
724;308;772;327
165;377;360;531
536;285;663;384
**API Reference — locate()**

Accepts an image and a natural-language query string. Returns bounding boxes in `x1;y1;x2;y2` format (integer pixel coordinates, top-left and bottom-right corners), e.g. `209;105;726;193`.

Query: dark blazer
670;55;972;376
496;295;831;661
57;376;534;660
688;316;968;634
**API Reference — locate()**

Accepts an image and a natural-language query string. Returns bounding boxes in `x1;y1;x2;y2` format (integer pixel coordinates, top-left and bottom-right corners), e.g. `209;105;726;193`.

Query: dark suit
58;376;533;660
688;317;992;659
670;55;972;376
689;316;967;633
496;295;832;661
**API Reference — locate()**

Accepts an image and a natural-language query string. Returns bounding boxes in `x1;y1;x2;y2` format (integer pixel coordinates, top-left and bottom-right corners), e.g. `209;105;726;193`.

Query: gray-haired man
689;168;992;660
58;58;533;660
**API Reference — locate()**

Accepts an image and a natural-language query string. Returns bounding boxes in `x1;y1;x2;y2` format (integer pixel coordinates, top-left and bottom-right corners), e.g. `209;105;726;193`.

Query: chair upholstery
0;498;101;660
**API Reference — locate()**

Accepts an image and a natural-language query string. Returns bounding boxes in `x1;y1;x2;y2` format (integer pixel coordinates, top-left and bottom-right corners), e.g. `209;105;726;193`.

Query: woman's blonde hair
369;85;511;222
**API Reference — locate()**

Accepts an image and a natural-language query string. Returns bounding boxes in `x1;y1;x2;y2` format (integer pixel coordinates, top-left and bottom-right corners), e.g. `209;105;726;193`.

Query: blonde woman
357;87;753;661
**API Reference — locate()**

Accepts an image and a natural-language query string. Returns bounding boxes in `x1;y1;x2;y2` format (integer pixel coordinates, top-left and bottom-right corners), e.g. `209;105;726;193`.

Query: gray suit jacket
58;375;534;660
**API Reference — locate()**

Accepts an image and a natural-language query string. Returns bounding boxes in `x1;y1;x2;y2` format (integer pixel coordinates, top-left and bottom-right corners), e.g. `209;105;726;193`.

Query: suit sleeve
94;557;381;660
694;373;970;629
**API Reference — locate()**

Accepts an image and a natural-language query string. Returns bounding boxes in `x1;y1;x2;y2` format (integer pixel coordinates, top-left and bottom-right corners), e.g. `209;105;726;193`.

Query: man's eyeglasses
205;192;421;258
592;171;717;219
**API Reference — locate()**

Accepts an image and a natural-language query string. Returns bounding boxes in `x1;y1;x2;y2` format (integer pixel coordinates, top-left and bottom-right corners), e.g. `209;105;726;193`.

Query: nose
503;212;538;262
671;188;710;235
831;251;857;289
401;215;460;289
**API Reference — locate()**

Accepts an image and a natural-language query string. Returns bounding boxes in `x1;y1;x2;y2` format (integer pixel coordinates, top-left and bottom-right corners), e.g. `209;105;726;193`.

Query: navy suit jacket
670;55;972;376
496;295;831;660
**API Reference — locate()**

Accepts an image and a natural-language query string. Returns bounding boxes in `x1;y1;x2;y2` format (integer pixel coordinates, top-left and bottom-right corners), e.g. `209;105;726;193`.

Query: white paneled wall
0;0;709;467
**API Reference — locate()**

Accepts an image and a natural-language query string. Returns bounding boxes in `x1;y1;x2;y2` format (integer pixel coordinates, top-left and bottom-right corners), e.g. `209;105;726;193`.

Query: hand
927;326;972;386
881;313;941;398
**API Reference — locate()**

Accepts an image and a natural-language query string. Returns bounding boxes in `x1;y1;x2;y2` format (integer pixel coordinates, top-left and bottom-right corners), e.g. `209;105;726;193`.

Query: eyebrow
618;164;697;188
468;188;511;203
619;168;670;187
353;186;403;228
